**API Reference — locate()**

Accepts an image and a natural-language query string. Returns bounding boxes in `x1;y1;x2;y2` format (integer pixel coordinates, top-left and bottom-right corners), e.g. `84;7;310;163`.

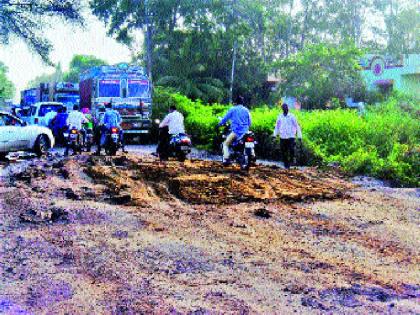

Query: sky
0;13;134;102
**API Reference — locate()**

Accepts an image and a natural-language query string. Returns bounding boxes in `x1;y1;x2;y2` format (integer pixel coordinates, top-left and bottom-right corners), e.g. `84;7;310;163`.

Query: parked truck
20;82;80;111
79;63;152;138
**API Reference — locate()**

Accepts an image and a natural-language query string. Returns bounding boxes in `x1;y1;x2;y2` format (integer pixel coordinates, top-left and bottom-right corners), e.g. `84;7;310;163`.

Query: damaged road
0;154;419;314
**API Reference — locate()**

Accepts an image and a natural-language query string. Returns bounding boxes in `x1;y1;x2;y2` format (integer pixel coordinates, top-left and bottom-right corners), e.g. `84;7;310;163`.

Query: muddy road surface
0;153;419;314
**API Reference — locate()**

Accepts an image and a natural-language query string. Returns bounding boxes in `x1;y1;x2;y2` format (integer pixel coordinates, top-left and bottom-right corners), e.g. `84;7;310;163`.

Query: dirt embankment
0;155;419;314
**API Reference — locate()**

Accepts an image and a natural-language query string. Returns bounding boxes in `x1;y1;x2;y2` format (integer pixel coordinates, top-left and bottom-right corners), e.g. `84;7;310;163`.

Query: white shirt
43;111;57;127
273;113;302;139
160;111;185;135
66;111;87;130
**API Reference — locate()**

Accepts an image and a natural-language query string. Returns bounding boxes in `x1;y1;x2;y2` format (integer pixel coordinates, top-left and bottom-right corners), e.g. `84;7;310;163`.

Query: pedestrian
272;103;302;169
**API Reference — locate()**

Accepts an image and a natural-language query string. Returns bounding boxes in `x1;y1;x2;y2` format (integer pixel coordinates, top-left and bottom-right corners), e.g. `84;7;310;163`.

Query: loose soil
0;154;419;314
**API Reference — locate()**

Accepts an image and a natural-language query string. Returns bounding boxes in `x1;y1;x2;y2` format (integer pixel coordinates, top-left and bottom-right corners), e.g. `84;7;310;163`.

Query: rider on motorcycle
217;96;253;166
96;102;126;155
65;104;88;156
157;105;185;160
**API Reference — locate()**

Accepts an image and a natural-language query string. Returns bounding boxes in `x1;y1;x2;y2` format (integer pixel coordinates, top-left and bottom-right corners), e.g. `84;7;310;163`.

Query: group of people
20;95;302;168
48;103;126;155
157;95;302;169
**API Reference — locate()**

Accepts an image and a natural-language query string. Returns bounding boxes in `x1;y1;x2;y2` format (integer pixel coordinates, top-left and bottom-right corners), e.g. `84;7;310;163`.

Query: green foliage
154;88;420;187
63;55;107;82
0;62;15;100
274;43;366;109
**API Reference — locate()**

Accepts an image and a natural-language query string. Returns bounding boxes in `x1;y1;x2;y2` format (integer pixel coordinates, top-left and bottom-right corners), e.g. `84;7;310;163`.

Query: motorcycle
64;127;83;156
168;133;192;162
103;127;121;156
84;127;94;152
218;123;257;171
155;120;192;162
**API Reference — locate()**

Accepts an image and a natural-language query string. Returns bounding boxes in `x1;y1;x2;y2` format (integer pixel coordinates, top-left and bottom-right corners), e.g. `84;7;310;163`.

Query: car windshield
128;80;150;97
98;80;120;97
38;105;64;117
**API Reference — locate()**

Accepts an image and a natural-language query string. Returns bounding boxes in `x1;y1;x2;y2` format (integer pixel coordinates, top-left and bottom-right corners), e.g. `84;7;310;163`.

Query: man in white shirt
159;105;185;135
65;104;88;156
66;104;88;130
273;103;302;169
156;105;185;160
43;110;58;128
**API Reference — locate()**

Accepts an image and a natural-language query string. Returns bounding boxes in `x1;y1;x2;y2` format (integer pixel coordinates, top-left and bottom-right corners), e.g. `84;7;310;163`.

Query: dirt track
0;154;419;314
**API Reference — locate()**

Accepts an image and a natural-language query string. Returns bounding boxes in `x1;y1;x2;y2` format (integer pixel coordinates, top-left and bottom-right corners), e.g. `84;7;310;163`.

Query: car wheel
34;134;50;157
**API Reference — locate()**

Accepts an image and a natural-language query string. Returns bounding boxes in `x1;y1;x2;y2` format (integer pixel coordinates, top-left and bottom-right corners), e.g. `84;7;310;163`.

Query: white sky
0;13;134;102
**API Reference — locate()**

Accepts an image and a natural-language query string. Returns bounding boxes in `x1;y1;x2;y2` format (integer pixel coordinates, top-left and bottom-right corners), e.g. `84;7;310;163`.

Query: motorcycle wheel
239;154;250;171
105;144;117;156
177;152;187;162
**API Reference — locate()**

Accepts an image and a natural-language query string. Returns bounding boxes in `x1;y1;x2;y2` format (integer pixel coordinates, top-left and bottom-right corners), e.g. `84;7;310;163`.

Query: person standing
273;103;302;169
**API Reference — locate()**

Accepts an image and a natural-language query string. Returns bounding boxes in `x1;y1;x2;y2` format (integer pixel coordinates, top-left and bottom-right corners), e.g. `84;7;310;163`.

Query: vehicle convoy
218;123;257;170
79;63;152;140
20;82;80;110
0;111;54;159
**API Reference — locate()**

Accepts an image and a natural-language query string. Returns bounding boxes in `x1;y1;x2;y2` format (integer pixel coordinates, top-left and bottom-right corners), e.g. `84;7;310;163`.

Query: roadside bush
153;88;419;187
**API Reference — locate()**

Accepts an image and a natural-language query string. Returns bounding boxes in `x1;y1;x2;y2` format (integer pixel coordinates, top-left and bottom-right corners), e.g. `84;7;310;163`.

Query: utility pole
144;0;153;83
229;0;238;104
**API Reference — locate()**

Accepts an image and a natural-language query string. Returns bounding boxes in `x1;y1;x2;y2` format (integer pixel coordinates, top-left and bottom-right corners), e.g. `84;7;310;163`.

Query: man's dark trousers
280;138;296;169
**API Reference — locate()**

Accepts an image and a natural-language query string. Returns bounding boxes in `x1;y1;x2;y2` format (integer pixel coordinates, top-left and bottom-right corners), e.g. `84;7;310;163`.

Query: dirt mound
85;155;352;205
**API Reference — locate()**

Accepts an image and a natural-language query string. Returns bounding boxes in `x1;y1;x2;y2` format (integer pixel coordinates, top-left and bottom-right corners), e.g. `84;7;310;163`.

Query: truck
20;82;80;111
79;63;152;138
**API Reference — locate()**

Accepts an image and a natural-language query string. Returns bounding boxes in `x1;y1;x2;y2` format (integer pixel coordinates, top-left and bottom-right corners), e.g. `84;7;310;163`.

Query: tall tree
63;55;107;82
0;0;84;63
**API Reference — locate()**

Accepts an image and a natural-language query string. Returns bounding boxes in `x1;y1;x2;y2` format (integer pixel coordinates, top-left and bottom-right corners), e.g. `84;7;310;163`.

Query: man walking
273;103;302;169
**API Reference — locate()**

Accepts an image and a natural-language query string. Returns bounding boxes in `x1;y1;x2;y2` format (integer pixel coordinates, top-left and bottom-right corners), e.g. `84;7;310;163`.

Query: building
360;54;420;99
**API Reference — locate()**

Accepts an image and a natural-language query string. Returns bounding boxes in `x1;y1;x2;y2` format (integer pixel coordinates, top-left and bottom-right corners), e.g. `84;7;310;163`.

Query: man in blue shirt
97;102;126;154
217;96;252;166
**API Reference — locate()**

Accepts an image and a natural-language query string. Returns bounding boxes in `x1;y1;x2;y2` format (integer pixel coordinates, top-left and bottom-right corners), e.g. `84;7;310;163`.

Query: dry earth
0;154;419;314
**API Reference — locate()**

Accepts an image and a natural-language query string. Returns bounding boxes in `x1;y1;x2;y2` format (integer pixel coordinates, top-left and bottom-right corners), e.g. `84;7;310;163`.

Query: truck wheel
34;135;50;157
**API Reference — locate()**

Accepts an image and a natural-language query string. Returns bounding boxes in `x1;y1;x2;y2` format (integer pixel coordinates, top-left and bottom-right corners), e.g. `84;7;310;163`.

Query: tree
0;62;15;100
274;43;365;109
0;0;83;63
63;55;107;82
27;63;64;88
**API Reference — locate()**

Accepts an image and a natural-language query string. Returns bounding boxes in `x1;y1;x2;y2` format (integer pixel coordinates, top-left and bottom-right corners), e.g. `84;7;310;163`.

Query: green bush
153;88;419;187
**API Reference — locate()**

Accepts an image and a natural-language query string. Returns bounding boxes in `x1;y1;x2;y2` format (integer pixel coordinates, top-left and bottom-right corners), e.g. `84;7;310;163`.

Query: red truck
79;63;152;138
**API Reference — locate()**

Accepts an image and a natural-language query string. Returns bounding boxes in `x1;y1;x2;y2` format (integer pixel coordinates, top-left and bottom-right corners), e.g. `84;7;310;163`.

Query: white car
0;111;55;159
27;102;66;126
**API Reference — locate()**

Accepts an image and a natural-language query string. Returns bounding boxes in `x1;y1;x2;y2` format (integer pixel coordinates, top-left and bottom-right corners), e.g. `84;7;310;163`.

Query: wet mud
0;154;419;314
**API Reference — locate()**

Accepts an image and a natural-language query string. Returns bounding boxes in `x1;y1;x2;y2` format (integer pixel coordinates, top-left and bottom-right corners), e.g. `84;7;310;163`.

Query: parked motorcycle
64;127;83;156
218;123;257;170
103;127;121;156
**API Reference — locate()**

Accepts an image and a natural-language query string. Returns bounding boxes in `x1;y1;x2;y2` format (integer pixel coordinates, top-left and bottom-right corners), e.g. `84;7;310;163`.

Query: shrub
153;88;420;187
